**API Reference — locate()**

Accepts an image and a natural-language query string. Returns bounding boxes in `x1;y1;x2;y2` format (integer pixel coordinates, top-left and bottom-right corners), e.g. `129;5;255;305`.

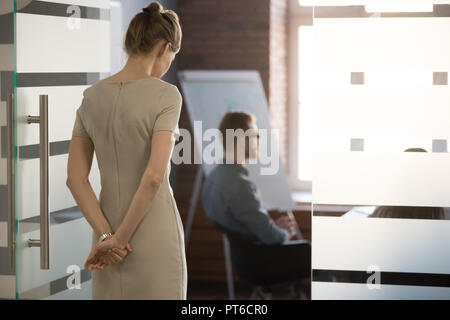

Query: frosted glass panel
313;18;450;71
313;87;450;138
17;86;89;145
12;0;110;300
16;13;110;72
311;1;450;300
313;152;450;206
313;217;450;273
17;218;93;295
17;154;100;221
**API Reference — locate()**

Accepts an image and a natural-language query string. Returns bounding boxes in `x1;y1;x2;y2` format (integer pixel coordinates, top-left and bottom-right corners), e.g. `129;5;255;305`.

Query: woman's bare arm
113;130;175;247
66;136;112;237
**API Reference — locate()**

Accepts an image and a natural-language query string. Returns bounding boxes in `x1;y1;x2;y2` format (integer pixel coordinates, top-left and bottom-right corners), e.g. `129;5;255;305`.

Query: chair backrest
216;223;257;247
216;222;312;286
216;223;288;285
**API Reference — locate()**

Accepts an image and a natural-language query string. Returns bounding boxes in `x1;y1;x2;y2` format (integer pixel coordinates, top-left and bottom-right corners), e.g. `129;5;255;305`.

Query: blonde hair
124;1;182;57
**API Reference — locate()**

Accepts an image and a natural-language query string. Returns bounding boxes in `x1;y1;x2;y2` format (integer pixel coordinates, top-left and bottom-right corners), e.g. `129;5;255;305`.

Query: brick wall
174;0;295;282
269;0;289;167
176;0;289;163
177;0;271;91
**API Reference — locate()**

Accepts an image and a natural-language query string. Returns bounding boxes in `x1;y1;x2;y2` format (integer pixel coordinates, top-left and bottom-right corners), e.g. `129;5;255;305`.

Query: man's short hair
218;111;257;160
218;111;256;146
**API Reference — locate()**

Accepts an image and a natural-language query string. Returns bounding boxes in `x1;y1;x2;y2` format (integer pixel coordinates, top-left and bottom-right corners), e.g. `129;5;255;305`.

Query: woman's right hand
85;236;133;270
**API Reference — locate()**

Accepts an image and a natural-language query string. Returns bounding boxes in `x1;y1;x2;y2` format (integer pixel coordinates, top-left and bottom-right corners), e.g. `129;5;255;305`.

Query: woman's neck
115;55;157;81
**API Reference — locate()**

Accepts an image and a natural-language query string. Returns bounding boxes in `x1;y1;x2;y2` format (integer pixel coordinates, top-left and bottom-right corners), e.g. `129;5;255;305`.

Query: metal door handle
26;95;49;270
7;94;15;270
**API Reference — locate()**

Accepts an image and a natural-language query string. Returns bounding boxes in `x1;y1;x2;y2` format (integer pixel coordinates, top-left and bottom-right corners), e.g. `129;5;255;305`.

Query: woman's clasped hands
84;235;133;271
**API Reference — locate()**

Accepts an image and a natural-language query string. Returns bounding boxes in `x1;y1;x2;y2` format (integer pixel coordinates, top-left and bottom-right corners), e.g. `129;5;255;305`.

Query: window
288;0;448;192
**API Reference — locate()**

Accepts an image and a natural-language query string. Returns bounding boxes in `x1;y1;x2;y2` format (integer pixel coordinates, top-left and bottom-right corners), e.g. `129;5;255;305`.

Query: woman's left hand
85;236;133;270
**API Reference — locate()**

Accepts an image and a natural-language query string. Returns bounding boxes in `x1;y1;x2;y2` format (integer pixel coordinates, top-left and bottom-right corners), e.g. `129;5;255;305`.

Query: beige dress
71;77;187;300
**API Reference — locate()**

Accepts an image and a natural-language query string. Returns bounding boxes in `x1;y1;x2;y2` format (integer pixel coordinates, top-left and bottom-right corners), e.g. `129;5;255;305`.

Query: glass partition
13;0;109;299
311;0;450;299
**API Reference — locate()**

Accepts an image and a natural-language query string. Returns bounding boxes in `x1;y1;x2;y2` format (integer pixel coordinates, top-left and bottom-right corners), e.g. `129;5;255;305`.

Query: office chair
216;223;311;300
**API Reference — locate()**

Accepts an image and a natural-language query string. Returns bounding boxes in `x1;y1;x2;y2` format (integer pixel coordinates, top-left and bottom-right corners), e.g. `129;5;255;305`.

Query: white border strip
313;152;450;207
312;216;450;274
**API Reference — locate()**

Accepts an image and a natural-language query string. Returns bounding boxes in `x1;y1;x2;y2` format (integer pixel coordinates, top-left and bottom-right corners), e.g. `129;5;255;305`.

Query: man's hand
275;216;297;238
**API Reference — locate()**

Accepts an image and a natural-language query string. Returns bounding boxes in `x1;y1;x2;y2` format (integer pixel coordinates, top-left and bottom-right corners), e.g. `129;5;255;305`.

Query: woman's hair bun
125;1;182;56
146;2;163;15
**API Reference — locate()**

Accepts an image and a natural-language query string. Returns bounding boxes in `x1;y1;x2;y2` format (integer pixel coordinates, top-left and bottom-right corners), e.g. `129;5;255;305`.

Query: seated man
201;111;310;295
202;111;295;244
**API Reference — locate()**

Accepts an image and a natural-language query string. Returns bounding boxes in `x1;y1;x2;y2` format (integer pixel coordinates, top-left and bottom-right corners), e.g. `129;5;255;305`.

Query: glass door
310;0;450;299
8;0;110;299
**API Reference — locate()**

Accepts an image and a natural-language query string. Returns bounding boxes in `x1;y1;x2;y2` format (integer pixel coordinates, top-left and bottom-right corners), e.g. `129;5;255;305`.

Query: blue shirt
201;163;290;245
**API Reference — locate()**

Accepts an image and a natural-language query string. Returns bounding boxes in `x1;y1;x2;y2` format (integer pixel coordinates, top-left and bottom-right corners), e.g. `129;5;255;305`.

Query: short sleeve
152;85;182;139
72;107;90;138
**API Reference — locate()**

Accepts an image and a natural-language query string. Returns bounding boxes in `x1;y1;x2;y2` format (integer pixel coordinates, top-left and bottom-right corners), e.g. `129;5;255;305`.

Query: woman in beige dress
66;2;186;299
